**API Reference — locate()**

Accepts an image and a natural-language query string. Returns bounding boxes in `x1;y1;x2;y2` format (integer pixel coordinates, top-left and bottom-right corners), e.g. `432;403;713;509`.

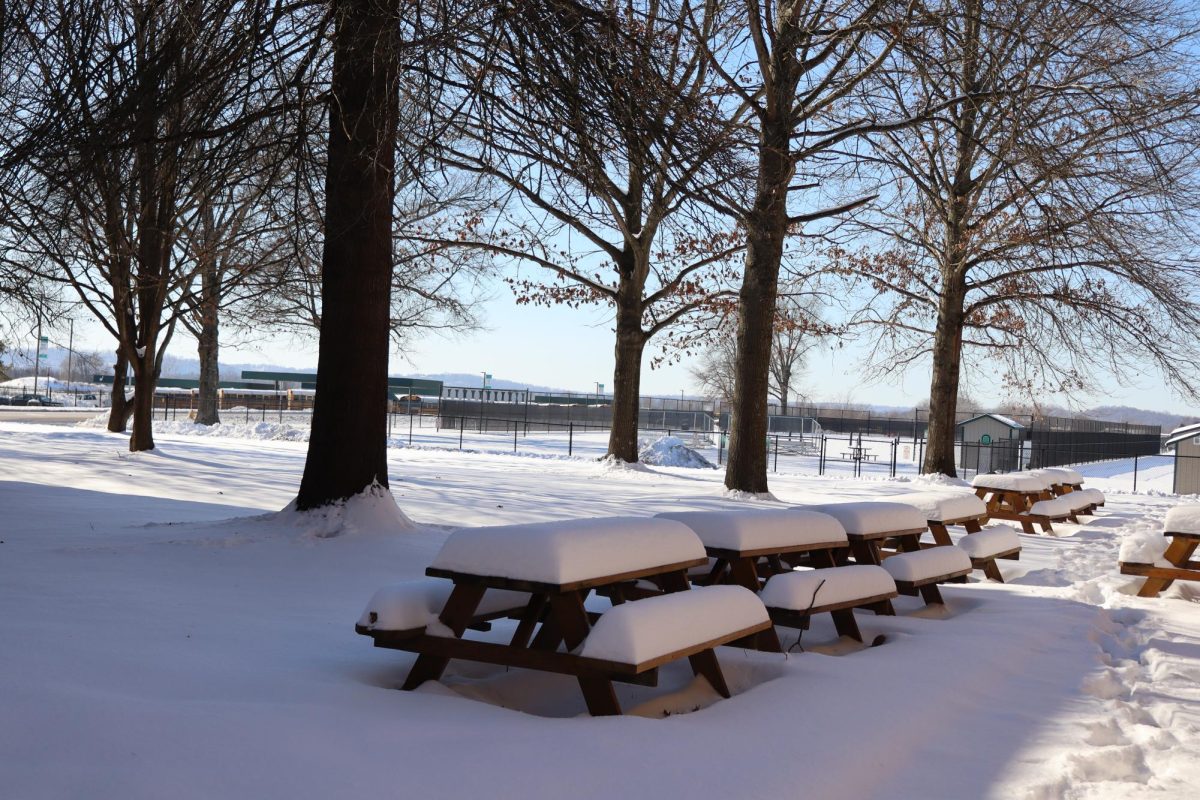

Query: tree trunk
606;305;646;462
725;105;792;493
195;315;220;425
128;353;157;451
296;0;399;510
922;276;967;476
107;350;131;432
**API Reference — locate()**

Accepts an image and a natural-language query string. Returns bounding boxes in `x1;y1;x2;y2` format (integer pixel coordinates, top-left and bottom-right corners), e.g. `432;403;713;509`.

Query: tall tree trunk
195;315;220;425
922;275;967;476
128;352;157;451
606;302;646;462
107;349;131;432
725;108;792;493
296;0;399;510
194;250;221;426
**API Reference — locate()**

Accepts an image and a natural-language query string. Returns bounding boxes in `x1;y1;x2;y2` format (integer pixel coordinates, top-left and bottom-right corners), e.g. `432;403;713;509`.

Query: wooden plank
766;591;899;626
426;557;708;594
687;649;731;698
401;583;485;690
704;539;849;561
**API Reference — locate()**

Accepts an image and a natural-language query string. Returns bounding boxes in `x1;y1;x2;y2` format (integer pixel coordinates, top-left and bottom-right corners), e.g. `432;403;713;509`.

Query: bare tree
428;0;742;463
294;0;479;509
698;0;919;492
836;0;1200;475
691;287;824;413
0;1;313;447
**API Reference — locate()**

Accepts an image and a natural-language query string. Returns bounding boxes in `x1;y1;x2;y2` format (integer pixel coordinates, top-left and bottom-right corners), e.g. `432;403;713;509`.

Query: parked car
0;395;11;405
9;394;63;407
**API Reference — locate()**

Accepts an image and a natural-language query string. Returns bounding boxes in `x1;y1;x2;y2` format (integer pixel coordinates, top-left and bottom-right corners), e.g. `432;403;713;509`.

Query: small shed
957;413;1026;473
1165;422;1200;494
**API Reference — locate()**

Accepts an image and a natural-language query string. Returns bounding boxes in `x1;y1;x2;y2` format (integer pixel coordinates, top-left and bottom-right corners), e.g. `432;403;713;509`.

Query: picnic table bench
657;509;897;643
841;447;878;461
1120;505;1200;598
356;517;772;715
880;491;1019;582
800;502;971;605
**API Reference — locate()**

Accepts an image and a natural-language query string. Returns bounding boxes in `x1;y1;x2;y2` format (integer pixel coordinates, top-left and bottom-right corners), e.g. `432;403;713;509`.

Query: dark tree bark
195;313;220;425
296;0;399;509
106;350;131;432
608;279;647;462
923;276;967;475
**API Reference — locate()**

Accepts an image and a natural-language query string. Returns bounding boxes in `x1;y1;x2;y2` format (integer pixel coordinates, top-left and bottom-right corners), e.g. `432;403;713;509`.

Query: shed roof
1164;421;1200;448
956;413;1026;430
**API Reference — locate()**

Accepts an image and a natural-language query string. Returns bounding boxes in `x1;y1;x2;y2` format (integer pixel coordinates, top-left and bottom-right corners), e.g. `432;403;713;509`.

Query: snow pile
911;472;973;489
279;482;415;538
357;580;528;632
637;436;715;469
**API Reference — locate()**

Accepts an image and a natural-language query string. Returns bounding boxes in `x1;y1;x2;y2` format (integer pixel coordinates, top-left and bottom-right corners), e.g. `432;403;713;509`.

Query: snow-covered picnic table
656;508;848;590
356;516;772;715
971;473;1057;533
1120;504;1200;598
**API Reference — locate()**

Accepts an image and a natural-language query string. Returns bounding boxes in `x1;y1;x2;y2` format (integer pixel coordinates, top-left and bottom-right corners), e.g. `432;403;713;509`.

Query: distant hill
1083;405;1195;431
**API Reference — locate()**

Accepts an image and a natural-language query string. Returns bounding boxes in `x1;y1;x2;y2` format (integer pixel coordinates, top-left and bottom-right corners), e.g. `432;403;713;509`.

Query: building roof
956;413;1026;430
1164;421;1200;449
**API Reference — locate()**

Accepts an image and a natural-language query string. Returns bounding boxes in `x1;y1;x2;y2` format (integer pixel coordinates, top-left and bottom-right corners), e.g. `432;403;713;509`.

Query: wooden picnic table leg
928;523;953;547
509;593;548;649
829;608;864;642
1137;537;1200;598
658;569;691;593
549;591;621;716
964;518;984;534
727;557;761;591
895;533;923;554
981;560;1005;582
810;548;839;569
688;649;732;698
849;538;881;566
918;583;945;605
402;583;486;690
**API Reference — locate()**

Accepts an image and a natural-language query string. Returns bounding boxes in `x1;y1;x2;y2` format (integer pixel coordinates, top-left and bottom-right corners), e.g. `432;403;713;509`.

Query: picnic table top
656;509;848;556
428;516;706;592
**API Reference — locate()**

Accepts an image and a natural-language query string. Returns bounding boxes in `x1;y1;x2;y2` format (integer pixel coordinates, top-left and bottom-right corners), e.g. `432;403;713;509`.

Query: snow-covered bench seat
881;546;972;605
760;565;897;642
656;509;848;589
356;579;531;638
972;473;1067;533
1120;505;1200;598
1060;489;1104;516
1025;495;1078;532
576;585;772;711
956;526;1022;582
798;502;927;566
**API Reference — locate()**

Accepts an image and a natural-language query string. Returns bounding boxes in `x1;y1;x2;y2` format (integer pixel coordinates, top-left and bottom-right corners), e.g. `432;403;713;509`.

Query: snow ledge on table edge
278;481;416;538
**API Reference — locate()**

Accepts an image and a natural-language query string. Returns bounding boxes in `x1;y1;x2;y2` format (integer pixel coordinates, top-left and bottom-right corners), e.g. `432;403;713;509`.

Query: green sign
980;433;992;445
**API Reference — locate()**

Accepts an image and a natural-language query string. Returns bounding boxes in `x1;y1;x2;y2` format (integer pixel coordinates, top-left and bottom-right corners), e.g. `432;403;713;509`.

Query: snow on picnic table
1;420;1199;799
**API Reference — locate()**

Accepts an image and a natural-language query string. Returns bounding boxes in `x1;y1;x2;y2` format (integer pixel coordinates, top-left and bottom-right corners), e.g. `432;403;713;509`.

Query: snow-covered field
2;420;1198;799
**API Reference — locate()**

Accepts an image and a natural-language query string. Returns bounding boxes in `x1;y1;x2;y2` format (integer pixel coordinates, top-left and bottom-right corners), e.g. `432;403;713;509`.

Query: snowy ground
1;420;1198;799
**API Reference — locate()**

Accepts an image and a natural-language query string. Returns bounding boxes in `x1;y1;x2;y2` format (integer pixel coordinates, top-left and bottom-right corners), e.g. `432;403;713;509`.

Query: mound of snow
1118;528;1168;565
278;482;415;538
912;472;973;489
637;436;715;469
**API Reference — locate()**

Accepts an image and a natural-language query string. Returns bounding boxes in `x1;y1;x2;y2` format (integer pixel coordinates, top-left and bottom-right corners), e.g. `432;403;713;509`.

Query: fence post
409;409;414;445
891;438;898;478
459;418;464;450
569;423;574;456
1133;454;1139;493
917;437;925;474
819;435;826;475
514;427;518;453
773;435;779;472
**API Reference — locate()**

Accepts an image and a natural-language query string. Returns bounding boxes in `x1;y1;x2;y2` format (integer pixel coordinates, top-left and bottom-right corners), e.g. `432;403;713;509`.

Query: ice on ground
637;435;715;469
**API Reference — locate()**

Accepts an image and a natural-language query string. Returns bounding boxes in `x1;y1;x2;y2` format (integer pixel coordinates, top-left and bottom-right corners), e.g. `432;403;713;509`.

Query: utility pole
33;306;42;395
